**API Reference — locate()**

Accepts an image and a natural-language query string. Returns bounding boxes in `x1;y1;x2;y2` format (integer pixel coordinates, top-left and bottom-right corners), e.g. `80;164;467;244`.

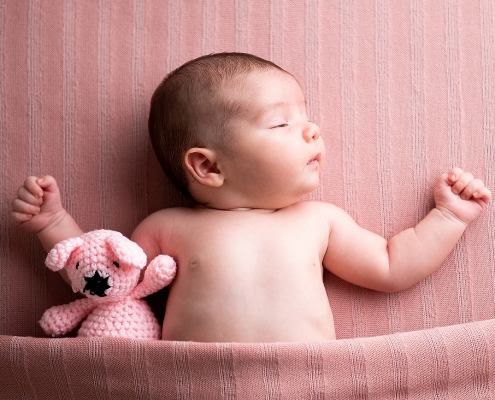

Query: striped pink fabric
1;0;494;398
2;319;495;399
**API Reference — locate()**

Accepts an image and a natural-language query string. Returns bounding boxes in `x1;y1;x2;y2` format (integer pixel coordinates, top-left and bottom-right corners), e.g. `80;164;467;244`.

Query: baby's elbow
379;281;408;293
373;253;400;293
373;260;410;293
370;277;403;293
377;270;418;293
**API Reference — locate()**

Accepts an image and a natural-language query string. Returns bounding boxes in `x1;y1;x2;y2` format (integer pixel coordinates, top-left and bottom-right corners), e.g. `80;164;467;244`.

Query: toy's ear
105;232;147;269
45;236;85;271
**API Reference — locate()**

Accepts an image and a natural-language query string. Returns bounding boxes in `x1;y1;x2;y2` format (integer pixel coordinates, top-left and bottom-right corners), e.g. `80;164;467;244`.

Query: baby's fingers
9;201;41;225
35;175;60;195
447;167;465;184
449;170;474;195
16;184;43;206
11;198;41;215
472;186;492;205
458;178;484;200
9;211;31;225
23;176;44;199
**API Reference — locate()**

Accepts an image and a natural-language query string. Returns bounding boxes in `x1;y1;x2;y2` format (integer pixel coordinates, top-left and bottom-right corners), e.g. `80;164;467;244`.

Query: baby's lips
307;152;321;164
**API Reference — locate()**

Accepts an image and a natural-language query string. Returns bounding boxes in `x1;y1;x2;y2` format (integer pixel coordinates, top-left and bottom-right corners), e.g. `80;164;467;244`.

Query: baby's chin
301;176;321;194
273;180;322;206
300;187;321;202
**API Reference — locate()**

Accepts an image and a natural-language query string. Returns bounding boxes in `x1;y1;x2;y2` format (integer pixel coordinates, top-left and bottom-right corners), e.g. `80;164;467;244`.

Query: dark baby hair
148;52;286;196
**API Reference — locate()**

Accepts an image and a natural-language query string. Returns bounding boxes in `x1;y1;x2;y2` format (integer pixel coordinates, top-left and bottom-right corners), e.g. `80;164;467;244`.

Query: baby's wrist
37;208;69;234
36;208;84;253
434;206;469;228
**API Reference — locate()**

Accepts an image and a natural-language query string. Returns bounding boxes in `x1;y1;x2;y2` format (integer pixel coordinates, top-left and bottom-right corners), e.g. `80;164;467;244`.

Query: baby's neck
195;204;278;214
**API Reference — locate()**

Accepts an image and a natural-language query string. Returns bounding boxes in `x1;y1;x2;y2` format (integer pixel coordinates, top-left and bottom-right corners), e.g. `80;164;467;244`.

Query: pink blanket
2;320;495;398
1;0;494;398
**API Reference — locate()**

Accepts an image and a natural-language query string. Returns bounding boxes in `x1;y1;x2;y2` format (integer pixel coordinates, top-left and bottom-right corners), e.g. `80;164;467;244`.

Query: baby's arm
10;176;84;284
130;210;169;262
323;168;491;292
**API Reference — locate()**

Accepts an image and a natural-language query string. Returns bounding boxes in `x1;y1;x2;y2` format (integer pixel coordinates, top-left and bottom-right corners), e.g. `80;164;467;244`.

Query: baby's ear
184;148;224;188
46;236;84;271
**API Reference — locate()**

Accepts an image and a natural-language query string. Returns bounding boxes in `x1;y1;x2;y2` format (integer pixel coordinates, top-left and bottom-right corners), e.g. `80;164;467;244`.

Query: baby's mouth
307;153;321;165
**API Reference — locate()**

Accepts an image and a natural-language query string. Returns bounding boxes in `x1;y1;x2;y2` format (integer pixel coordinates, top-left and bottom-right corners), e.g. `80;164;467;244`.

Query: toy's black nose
83;271;110;297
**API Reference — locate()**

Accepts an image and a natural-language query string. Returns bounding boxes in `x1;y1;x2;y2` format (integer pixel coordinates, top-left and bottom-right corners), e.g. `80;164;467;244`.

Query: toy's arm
39;298;97;337
131;255;176;299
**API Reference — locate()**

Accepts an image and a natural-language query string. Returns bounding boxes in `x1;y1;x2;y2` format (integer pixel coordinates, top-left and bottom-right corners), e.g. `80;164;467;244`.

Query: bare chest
186;212;322;269
159;206;335;341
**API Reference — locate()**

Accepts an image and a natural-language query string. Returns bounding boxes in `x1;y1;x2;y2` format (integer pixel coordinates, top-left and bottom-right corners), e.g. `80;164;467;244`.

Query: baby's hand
434;167;491;226
10;175;66;233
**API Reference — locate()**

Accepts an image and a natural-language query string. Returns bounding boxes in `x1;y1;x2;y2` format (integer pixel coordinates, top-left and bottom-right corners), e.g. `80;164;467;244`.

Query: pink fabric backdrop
1;0;495;398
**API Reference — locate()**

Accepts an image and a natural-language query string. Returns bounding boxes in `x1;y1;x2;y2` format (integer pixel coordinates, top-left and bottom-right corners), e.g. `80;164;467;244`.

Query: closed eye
271;123;289;129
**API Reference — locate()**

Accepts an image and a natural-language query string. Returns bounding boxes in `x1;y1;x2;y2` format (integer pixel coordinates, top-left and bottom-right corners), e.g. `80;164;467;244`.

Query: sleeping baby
10;52;491;342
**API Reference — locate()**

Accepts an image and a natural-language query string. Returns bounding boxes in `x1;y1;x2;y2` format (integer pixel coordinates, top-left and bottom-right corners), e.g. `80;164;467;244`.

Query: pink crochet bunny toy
40;229;176;339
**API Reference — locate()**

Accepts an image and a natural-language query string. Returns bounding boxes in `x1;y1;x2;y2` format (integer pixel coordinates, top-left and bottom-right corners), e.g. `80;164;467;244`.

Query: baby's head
149;52;324;210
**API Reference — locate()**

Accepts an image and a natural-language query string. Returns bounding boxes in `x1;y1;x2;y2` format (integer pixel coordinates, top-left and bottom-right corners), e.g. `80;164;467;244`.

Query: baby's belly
160;272;337;342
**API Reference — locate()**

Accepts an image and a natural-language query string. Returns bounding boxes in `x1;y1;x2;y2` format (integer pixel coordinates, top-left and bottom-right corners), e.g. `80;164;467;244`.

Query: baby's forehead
221;69;300;99
223;68;295;90
217;69;304;114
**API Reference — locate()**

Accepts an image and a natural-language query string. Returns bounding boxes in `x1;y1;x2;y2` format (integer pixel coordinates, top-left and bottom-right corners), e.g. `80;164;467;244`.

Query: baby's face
217;69;325;209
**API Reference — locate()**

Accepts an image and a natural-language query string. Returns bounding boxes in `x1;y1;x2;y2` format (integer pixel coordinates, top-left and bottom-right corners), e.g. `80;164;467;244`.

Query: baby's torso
152;202;336;342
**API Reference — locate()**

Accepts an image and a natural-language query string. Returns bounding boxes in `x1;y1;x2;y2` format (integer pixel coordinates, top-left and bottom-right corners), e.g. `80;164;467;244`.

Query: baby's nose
302;121;320;142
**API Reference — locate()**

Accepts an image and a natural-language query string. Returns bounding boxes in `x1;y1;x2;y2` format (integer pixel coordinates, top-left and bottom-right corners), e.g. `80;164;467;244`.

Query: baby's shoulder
290;201;346;217
131;207;195;258
133;207;192;239
289;201;354;228
145;206;195;221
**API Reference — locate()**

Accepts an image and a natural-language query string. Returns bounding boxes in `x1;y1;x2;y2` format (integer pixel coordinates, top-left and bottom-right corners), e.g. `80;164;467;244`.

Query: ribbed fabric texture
2;320;495;399
1;0;494;398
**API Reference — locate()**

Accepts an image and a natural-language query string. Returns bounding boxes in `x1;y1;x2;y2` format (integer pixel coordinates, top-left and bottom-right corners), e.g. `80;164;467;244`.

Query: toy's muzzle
83;271;111;297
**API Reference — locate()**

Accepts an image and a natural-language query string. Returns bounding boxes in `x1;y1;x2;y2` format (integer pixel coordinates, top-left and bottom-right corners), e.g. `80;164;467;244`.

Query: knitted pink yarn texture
40;230;176;339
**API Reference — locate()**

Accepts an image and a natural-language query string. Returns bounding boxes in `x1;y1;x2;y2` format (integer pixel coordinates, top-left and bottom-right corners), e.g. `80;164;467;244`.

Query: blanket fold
2;318;495;399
